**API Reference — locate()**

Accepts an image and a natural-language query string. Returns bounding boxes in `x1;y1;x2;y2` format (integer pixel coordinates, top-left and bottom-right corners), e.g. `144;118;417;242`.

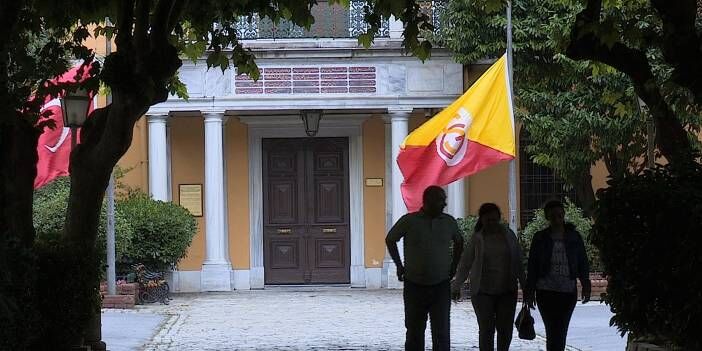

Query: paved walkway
102;309;165;351
103;289;624;350
534;303;627;351
140;289;547;350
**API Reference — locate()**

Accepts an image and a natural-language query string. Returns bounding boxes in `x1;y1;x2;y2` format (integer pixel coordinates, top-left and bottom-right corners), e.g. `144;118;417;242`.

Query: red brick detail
234;66;376;95
349;87;376;93
350;67;375;72
263;68;291;73
293;74;320;80
100;282;139;309
235;88;264;94
321;67;348;73
321;87;348;93
292;67;320;73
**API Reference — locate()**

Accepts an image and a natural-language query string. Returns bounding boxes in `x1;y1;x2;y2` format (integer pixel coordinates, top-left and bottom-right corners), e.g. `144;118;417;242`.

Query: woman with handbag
451;203;526;351
524;200;591;351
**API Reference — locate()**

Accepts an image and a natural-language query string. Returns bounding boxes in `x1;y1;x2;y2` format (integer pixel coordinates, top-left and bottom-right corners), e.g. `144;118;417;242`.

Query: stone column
201;112;232;291
446;179;466;218
147;114;169;201
383;108;411;289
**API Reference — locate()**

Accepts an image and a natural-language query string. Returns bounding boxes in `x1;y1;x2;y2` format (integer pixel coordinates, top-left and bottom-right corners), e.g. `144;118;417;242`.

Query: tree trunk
566;0;695;166
62;97;147;348
573;171;596;218
0;113;40;350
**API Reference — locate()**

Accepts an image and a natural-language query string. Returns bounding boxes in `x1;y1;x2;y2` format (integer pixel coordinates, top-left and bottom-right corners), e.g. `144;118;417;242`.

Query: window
519;129;577;227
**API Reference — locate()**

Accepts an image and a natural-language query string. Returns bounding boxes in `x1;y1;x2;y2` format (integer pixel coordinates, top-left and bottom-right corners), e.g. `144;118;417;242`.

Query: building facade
116;2;602;292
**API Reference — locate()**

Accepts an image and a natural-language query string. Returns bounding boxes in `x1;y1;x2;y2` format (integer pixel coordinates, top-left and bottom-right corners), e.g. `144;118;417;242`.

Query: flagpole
506;1;519;233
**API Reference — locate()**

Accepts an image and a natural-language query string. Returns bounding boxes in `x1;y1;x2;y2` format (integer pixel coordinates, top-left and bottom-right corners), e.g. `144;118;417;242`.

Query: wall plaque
365;178;384;187
179;184;203;217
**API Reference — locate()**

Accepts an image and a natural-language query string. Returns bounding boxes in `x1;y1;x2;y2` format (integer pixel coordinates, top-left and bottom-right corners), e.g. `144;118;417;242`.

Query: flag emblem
397;54;515;212
436;108;473;166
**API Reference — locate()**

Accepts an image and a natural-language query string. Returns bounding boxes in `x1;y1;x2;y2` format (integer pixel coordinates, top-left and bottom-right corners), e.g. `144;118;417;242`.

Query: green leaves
436;0;650;189
594;163;702;348
166;74;189;100
118;191;197;272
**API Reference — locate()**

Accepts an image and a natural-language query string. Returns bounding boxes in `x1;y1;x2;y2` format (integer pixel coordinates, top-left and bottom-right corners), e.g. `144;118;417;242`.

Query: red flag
398;55;516;212
34;65;93;189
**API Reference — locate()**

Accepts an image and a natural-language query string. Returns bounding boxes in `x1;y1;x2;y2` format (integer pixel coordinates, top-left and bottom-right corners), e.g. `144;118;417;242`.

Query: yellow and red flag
398;54;516;212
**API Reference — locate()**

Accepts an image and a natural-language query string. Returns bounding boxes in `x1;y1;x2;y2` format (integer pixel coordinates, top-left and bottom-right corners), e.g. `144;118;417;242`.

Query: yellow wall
363;116;387;268
117;118;149;192
170;116;206;270
225;119;251;269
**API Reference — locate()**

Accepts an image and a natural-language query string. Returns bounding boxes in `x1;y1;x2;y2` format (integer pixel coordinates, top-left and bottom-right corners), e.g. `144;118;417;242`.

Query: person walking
524;200;591;351
386;185;464;351
450;203;526;351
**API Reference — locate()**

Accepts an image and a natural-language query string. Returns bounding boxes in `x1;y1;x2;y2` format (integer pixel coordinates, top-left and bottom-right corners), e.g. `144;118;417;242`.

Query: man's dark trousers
403;279;451;351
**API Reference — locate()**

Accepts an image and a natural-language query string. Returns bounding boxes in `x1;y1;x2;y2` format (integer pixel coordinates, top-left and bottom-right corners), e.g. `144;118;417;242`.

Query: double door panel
263;137;350;284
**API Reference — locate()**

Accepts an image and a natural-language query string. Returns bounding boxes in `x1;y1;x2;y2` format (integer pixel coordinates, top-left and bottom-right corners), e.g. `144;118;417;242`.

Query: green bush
452;216;478;260
32;177;135;274
117;192;197;271
456;215;479;245
520;198;603;272
593;163;702;349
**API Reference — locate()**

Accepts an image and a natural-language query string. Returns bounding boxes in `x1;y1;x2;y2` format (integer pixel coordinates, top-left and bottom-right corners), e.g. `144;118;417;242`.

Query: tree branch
0;2;20;53
566;0;693;165
115;0;135;51
167;0;188;34
649;0;702;105
151;0;175;49
134;0;151;54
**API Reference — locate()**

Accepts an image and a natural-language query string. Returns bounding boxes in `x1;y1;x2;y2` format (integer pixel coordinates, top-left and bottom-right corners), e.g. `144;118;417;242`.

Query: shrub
456;215;479;246
593;163;702;349
452;215;478;260
520;198;602;272
117;192;197;271
32;235;101;350
32;177;135;274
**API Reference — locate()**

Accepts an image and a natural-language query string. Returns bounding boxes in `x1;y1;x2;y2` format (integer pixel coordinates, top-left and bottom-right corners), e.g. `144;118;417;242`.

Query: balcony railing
235;1;445;40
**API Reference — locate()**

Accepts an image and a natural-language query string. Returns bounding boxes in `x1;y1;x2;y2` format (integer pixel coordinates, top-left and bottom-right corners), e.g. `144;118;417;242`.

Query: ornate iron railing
235;1;446;40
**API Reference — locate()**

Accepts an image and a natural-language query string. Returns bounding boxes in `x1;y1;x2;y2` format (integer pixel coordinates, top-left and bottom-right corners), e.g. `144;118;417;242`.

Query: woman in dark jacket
524;200;591;351
451;203;525;351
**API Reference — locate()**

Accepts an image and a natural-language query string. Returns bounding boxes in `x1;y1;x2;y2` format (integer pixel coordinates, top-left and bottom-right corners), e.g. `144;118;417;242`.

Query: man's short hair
423;185;446;204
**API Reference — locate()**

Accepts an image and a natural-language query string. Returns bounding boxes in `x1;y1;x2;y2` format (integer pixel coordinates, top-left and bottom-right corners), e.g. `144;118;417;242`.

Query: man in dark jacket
386;186;464;351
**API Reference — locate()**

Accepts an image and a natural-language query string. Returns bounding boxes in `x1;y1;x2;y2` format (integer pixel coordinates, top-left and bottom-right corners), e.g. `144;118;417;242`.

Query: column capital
146;114;169;123
202;111;226;123
385;107;413;121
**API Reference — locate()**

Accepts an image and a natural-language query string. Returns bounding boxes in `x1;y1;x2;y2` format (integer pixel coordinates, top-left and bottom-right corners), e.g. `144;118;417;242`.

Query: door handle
322;228;337;233
277;228;292;234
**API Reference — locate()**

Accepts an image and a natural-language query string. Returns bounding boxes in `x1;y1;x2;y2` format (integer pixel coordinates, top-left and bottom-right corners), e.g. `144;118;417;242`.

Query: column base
232;269;251;290
201;263;232;291
382;260;403;289
365;268;382;289
351;264;366;288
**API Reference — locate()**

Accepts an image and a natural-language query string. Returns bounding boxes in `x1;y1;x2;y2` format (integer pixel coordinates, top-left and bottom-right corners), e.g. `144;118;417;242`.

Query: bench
133;263;171;305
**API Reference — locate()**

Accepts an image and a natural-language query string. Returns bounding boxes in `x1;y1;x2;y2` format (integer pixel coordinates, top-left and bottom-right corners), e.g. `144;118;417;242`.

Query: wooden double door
262;137;350;285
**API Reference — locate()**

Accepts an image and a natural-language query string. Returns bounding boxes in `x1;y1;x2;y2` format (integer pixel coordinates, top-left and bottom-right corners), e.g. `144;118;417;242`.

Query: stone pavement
139;288;550;351
102;309;165;351
533;303;627;351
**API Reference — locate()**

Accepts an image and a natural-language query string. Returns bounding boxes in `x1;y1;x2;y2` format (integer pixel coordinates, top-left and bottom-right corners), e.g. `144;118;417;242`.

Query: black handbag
514;303;536;340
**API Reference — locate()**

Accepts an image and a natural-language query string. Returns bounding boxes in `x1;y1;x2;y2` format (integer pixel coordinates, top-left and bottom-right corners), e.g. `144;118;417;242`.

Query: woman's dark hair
543;200;564;218
474;203;501;232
